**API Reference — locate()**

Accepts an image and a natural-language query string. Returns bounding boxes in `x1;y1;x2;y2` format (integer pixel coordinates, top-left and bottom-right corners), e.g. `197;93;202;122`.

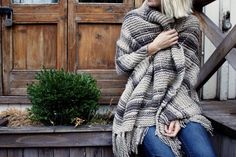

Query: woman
112;0;217;157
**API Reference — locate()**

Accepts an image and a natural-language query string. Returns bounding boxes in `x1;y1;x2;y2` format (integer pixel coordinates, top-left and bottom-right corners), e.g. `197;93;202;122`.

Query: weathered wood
0;125;112;134
0;1;3;95
0;133;111;147
197;12;224;48
68;0;133;71
196;12;236;99
23;149;38;157
54;148;69;157
102;147;113;157
2;0;67;96
195;24;236;90
0;118;234;157
70;148;85;157
226;51;236;70
0;149;7;157
38;148;54;157
68;1;134;105
0;96;30;104
0;126;112;148
212;130;236;157
7;149;23;157
197;12;236;59
201;100;236;138
76;24;120;69
86;147;102;157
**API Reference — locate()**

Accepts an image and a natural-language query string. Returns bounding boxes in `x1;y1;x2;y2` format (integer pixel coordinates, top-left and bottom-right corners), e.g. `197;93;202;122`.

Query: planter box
0;123;236;157
0;125;113;157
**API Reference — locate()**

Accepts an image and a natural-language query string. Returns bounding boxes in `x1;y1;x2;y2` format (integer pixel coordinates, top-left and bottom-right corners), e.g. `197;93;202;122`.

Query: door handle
222;11;232;32
0;6;13;27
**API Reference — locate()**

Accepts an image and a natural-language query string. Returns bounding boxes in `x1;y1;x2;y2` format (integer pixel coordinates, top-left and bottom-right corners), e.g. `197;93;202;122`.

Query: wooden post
196;24;236;91
0;2;2;95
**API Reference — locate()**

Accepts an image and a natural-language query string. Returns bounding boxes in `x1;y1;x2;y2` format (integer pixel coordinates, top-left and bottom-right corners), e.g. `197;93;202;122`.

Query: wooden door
1;0;135;104
68;0;134;104
2;0;67;95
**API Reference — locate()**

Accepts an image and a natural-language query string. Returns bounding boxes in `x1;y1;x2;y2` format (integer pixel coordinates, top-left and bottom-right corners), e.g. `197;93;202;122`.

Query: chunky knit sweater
112;1;213;157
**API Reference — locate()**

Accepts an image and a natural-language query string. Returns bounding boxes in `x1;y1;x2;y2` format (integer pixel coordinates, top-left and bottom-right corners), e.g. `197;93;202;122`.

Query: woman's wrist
147;42;161;56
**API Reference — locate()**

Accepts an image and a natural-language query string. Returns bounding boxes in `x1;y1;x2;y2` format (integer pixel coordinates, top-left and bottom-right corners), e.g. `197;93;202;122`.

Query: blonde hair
161;0;193;18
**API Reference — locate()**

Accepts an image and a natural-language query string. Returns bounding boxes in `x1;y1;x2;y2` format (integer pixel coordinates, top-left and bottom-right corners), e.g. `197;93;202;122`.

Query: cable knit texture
112;1;213;157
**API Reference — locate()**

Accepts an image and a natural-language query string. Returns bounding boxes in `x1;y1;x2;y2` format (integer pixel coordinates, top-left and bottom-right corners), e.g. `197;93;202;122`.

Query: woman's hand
147;29;178;56
164;120;181;137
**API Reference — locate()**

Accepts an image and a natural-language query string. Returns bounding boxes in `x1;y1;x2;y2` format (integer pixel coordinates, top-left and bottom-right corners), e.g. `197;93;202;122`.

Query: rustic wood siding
212;131;236;157
0;147;113;157
0;124;235;157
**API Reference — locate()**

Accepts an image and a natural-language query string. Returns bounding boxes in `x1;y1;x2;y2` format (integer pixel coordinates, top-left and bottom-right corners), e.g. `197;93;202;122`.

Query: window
12;0;58;4
79;0;123;3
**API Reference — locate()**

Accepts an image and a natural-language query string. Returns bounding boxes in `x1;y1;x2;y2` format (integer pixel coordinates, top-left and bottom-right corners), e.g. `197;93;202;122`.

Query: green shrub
27;68;101;125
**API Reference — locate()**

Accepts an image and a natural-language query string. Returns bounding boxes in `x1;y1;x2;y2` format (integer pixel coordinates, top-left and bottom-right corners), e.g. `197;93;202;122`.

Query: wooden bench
201;100;236;157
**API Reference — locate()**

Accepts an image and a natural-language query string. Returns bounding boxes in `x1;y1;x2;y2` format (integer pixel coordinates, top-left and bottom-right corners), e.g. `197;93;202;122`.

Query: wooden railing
196;21;236;90
192;0;236;91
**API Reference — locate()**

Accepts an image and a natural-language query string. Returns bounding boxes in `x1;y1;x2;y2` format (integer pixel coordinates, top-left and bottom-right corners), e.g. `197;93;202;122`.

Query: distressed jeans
142;122;217;157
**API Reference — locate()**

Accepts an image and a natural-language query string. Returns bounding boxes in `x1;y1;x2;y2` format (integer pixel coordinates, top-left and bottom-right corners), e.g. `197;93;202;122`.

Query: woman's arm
116;26;179;75
115;29;149;75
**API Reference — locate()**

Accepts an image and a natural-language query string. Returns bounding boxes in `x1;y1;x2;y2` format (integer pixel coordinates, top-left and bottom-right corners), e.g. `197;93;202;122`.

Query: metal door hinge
0;6;13;27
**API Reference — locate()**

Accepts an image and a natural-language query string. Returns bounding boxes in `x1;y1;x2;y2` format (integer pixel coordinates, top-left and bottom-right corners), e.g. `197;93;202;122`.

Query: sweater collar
141;0;175;30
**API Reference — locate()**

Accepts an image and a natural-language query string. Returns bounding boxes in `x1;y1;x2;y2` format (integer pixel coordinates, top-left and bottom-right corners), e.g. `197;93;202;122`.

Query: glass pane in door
12;0;58;4
79;0;123;3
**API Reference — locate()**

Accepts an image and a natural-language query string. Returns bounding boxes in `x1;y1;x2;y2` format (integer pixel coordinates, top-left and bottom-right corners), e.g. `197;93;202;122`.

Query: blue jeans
142;122;217;157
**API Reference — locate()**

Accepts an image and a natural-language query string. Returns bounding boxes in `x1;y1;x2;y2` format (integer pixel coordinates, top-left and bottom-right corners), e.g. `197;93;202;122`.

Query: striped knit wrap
112;2;213;157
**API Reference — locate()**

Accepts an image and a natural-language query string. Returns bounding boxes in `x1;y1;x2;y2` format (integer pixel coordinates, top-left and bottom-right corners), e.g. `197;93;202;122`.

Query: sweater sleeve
115;16;149;75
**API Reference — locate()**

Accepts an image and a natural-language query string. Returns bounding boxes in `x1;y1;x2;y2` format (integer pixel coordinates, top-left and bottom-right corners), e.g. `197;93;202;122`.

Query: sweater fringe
112;127;148;157
112;115;213;157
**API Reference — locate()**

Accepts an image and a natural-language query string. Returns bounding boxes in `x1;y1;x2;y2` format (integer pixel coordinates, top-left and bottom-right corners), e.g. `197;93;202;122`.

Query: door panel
68;0;133;104
13;25;57;70
2;0;67;95
77;24;120;69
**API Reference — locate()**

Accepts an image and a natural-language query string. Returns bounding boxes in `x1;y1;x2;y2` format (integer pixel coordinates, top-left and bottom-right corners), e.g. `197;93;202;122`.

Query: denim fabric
142;122;217;157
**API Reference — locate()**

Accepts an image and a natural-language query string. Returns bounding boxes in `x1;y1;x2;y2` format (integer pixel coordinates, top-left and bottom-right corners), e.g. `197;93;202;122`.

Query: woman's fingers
172;123;181;136
170;36;179;42
168;121;175;133
164;120;181;137
165;30;178;45
148;29;178;54
165;29;177;35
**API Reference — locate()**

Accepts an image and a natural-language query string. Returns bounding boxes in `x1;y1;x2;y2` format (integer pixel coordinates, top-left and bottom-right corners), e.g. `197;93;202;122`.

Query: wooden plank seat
201;100;236;157
201;100;236;138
